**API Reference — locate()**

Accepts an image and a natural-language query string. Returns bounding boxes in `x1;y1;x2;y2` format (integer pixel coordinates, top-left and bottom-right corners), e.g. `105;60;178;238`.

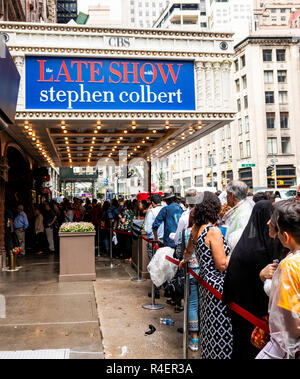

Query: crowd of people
142;182;300;360
4;181;300;360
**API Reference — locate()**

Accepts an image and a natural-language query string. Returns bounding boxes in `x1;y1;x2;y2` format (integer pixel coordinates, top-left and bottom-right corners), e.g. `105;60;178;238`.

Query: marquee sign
25;56;195;111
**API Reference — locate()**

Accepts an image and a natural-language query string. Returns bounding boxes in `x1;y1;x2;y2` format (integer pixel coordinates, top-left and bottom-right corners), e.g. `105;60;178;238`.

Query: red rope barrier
165;255;270;334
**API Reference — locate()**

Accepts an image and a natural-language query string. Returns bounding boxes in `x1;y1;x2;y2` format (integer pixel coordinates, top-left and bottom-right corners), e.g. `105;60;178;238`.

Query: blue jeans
188;275;199;333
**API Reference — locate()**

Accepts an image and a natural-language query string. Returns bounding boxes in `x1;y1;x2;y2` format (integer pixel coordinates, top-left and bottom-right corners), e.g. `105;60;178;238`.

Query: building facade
253;0;300;30
153;0;208;30
57;0;77;23
208;0;255;44
165;28;300;195
124;0;170;28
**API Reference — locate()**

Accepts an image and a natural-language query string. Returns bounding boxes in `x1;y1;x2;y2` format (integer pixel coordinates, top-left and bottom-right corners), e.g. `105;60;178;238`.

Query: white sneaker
188;338;199;352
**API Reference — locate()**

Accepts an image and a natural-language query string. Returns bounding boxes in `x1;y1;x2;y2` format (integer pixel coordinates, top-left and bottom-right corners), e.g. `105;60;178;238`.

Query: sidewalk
0;254;199;359
94;257;199;359
0;254;104;359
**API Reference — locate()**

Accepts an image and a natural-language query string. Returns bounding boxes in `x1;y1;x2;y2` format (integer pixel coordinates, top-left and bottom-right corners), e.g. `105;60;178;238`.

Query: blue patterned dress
195;225;233;359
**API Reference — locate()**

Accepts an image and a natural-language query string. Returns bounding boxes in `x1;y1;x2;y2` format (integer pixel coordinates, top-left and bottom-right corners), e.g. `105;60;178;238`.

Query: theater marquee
25;56;196;111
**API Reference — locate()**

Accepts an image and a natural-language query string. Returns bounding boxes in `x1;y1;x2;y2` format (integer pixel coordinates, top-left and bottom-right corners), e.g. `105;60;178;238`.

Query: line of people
144;181;300;359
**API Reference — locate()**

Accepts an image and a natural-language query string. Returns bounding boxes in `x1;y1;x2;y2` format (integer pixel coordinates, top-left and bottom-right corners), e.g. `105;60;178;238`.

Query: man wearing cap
152;193;183;249
170;189;201;256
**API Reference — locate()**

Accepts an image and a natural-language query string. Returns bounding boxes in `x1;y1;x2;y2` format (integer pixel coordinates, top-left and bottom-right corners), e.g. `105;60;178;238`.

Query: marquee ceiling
7;116;231;168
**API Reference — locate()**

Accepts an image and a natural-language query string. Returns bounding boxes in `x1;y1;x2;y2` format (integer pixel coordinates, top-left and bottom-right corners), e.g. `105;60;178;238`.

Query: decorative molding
0;21;234;40
15;111;235;121
7;46;233;60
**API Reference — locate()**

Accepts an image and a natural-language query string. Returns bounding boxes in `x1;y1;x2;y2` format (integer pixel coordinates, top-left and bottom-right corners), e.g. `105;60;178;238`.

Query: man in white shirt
144;194;164;260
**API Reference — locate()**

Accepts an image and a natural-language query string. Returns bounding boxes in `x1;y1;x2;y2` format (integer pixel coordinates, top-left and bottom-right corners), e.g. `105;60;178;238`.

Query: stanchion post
106;224;117;268
142;240;164;310
97;223;101;257
183;262;189;359
131;235;146;282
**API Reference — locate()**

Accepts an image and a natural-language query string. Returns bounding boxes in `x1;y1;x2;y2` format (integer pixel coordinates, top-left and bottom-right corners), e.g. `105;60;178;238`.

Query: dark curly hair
193;191;221;227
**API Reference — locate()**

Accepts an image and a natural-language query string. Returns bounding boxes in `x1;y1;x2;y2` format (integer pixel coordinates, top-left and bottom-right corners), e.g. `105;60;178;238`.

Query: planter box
59;231;96;282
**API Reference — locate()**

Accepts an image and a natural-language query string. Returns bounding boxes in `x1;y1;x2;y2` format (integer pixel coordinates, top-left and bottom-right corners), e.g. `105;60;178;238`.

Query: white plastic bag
147;246;178;287
112;232;118;245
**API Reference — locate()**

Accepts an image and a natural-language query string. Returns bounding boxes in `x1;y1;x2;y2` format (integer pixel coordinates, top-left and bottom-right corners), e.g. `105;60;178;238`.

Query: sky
77;0;122;19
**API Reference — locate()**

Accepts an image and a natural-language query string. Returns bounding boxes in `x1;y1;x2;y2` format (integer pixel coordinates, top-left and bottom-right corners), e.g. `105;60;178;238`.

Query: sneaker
188;338;199;352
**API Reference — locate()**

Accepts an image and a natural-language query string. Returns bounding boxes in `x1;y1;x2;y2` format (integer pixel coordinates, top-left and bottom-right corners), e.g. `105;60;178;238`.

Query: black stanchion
131;235;146;282
142;240;164;310
105;225;117;268
183;262;189;359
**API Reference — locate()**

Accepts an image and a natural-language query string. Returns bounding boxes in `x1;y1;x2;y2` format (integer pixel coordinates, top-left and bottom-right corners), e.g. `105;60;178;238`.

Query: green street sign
241;164;256;167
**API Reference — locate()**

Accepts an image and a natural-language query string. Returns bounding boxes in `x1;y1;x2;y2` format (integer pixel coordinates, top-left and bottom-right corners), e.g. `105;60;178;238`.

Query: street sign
241;164;256;167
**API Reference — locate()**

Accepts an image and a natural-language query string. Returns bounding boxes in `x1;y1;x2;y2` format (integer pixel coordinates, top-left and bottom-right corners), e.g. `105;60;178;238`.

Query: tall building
57;0;78;23
253;0;300;30
125;0;170;28
208;0;254;43
0;0;56;22
153;0;209;30
164;28;300;195
86;0;124;26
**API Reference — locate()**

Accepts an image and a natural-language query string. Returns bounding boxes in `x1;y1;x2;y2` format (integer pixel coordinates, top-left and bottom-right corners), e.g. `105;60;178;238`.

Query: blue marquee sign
25;56;196;111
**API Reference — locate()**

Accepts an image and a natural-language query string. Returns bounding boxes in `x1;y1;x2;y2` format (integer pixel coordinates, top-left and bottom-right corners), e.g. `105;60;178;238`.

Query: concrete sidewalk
0;254;104;359
94;257;199;359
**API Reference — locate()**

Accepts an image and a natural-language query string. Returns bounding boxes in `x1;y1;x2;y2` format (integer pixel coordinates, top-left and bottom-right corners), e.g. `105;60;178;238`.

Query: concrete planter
59;231;96;282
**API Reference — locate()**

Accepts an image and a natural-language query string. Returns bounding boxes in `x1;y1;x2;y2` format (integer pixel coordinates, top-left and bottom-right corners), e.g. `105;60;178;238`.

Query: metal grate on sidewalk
0;349;70;359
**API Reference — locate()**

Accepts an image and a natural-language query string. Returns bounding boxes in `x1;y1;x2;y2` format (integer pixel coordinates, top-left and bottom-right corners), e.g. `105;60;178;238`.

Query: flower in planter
10;247;22;255
59;222;95;233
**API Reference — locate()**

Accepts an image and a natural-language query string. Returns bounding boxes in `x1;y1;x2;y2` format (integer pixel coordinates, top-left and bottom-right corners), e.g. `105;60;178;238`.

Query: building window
227;124;231;139
264;70;273;83
240;55;246;67
237;99;241;111
280;112;289;129
242;75;247;89
267;137;278;155
244;95;248;109
245;115;249;132
265;91;274;104
263;49;272;62
238;118;242;134
234;59;239;72
266;112;275;129
279;91;288;104
276;49;286;62
277;70;287;83
281;137;291;154
246;140;251;157
235;79;240;92
239;142;244;159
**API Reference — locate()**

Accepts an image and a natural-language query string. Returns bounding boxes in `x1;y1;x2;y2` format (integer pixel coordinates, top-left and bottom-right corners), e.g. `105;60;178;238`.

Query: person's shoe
174;305;184;313
188;338;199;352
148;292;160;299
177;327;183;334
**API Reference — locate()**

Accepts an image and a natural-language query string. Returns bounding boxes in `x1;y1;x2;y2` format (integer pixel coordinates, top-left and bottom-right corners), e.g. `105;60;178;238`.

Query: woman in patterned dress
184;191;233;359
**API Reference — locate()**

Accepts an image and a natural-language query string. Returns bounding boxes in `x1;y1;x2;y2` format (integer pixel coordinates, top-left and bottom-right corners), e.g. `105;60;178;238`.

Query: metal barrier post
183;262;189;359
106;225;117;268
142;241;164;310
97;224;101;257
131;235;146;282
